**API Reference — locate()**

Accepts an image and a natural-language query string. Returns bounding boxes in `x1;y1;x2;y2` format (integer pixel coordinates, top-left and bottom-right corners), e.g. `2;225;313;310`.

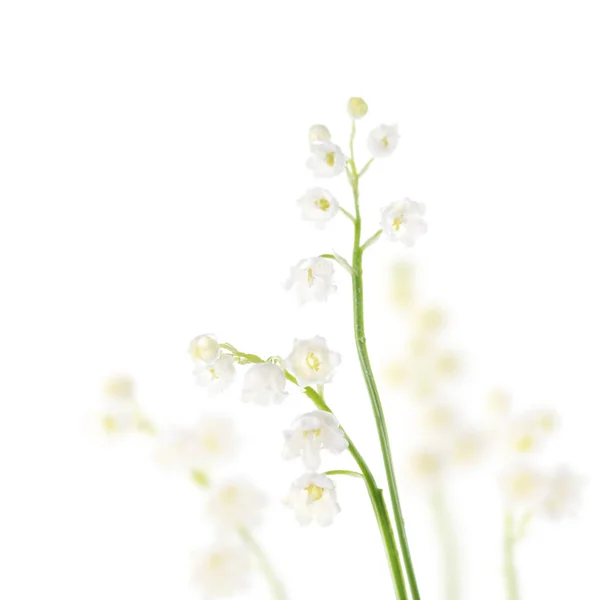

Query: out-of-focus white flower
284;336;341;388
241;363;288;406
285;472;341;526
381;198;427;246
207;480;267;529
486;389;512;419
367;124;400;157
542;467;582;520
500;464;545;510
191;544;251;599
297;188;339;227
100;375;152;434
189;334;220;366
283;410;348;470
502;412;557;456
405;448;445;487
285;257;336;305
450;430;485;467
193;355;236;396
419;402;457;441
347;97;368;119
531;409;560;434
155;416;236;473
307;141;346;177
308;124;332;143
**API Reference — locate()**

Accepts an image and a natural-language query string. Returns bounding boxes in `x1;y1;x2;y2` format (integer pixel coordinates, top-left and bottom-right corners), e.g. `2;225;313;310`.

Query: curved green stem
348;133;421;600
239;526;288;600
504;512;520;600
325;469;364;479
431;488;460;600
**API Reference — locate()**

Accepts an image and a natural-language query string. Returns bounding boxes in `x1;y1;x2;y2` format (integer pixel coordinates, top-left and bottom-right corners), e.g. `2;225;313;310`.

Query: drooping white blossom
367;124;400;157
191;544;251;599
308;124;332;143
283;411;348;470
500;464;545;511
193;355;236;396
285;258;336;305
347;97;369;119
405;447;445;488
241;363;288;406
542;467;582;520
155;416;236;473
307;141;346;178
285;472;341;526
100;375;151;434
207;479;267;529
189;334;221;365
297;188;339;227
381;198;427;246
284;336;341;388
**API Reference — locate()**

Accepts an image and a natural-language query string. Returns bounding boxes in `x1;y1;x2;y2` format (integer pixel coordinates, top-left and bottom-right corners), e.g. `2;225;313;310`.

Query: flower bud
308;124;331;143
347;97;368;119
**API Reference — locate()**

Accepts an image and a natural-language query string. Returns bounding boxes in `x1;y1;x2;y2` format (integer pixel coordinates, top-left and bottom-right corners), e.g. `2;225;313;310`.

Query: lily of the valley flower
189;334;221;365
347;97;369;119
155;416;236;472
285;257;336;304
297;187;339;227
285;472;341;526
241;362;288;405
207;479;267;529
307;141;346;177
542;467;582;520
191;544;251;599
284;336;341;388
283;410;348;470
193;355;236;396
367;123;400;157
101;375;149;434
381;198;427;246
308;124;332;143
500;464;545;511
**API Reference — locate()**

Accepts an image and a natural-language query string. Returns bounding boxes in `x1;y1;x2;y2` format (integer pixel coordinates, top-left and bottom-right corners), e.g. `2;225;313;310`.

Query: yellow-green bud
308;124;332;143
347;97;368;119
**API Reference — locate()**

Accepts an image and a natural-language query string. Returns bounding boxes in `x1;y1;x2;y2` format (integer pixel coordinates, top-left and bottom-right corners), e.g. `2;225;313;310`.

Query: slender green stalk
325;469;364;479
504;512;520;600
431;488;460;600
239;526;288;600
348;127;422;600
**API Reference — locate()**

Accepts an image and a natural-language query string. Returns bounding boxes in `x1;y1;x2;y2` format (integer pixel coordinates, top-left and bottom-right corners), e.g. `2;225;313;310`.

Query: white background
1;1;599;599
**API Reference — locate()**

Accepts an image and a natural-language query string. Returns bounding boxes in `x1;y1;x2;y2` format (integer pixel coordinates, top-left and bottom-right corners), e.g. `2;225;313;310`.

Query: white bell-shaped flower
284;336;341;388
285;257;336;305
297;187;339;227
189;333;220;365
367;124;400;157
285;472;341;526
193;354;236;396
307;141;346;177
207;479;267;529
381;198;427;246
283;410;348;470
241;362;288;406
308;124;332;143
191;544;251;599
500;464;545;511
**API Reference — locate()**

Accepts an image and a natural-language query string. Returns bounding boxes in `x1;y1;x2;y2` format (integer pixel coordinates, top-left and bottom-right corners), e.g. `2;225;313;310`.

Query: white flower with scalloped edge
284;336;341;388
381;198;427;246
367;123;400;157
297;187;339;227
193;354;236;396
189;333;220;365
241;362;288;406
285;472;341;526
191;543;251;599
283;410;348;470
207;479;267;529
155;416;236;473
307;141;346;177
285;257;336;305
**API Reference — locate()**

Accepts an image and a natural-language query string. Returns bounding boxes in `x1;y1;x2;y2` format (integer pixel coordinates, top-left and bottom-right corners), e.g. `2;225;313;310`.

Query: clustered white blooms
189;334;236;396
99;374;153;435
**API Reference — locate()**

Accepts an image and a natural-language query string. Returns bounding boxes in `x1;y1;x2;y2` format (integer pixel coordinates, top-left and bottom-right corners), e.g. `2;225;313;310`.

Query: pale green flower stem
504;512;520;600
347;121;422;600
221;347;408;600
431;488;460;600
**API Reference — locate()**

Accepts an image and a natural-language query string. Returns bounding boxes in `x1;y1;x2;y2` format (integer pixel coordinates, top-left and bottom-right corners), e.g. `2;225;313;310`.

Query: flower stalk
504;511;520;600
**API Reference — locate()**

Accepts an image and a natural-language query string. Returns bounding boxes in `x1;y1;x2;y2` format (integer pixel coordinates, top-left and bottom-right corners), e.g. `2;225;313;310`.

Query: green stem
325;469;364;479
239;526;288;600
348;135;421;600
431;488;460;600
504;512;520;600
